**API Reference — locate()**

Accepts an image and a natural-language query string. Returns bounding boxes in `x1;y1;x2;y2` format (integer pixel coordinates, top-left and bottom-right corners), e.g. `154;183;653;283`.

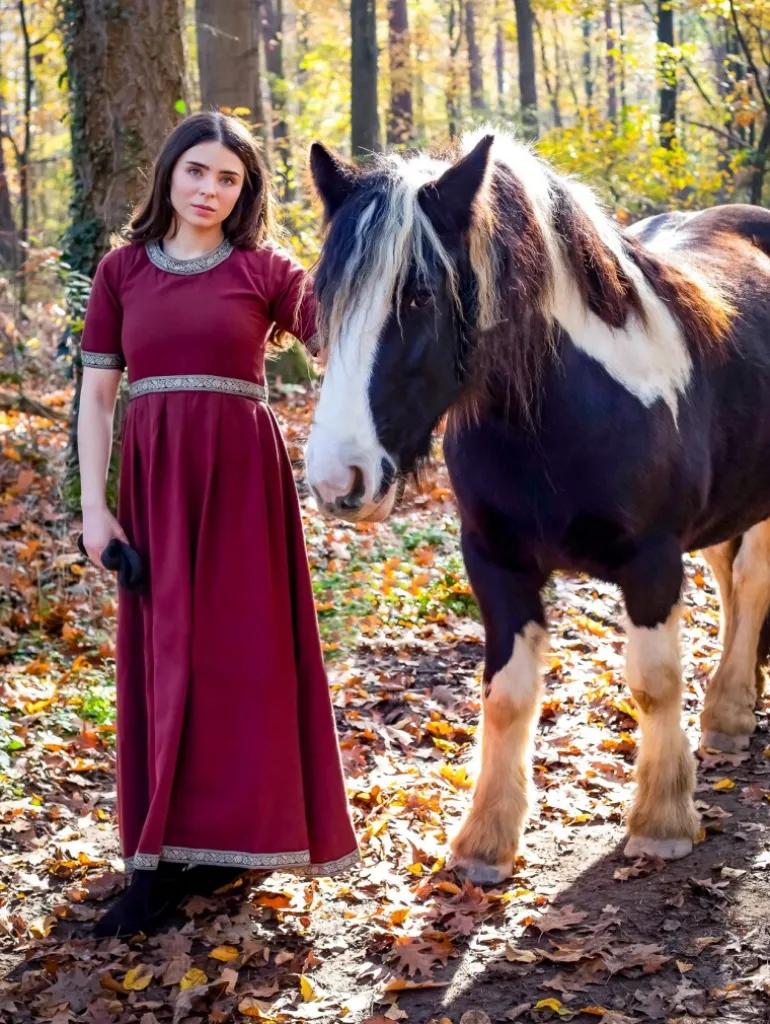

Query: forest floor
1;324;769;1024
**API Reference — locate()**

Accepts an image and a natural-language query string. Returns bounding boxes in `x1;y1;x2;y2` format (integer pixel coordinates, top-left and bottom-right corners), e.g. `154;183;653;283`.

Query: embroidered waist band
129;374;268;403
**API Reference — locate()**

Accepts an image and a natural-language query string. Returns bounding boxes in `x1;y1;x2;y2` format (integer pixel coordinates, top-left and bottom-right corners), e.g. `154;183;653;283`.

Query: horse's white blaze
307;168;456;513
305;252;391;511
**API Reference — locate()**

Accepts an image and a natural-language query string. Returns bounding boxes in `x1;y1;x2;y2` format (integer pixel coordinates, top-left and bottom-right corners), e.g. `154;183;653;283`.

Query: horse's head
305;135;495;522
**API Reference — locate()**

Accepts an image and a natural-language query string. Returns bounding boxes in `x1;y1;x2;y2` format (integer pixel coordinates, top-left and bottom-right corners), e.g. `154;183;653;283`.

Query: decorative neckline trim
146;237;234;275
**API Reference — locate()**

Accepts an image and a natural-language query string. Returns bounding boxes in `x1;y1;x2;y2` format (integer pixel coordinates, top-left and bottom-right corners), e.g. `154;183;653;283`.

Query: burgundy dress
80;238;358;876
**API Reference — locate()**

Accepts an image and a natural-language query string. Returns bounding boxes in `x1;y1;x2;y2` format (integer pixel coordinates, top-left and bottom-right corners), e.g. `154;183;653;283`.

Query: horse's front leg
451;528;547;886
618;538;700;859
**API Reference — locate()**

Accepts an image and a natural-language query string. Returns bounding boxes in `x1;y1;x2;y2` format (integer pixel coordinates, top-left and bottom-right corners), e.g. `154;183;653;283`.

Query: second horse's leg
701;521;770;752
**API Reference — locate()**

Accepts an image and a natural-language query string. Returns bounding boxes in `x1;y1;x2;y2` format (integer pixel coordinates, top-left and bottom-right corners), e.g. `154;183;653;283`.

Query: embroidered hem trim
129;374;268;403
146;238;234;275
82;351;125;370
123;847;360;876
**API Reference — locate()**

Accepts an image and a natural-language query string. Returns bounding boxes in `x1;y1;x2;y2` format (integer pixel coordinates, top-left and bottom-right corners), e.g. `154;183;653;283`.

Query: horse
303;128;770;885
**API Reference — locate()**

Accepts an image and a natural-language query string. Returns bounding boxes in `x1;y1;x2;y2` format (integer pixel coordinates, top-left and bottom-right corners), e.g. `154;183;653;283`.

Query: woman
78;112;358;938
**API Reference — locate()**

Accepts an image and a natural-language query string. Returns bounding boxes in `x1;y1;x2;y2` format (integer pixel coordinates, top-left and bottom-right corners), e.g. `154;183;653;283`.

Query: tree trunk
445;0;463;140
196;0;270;157
582;13;593;107
555;21;580;111
261;0;292;195
495;0;505;115
535;16;561;128
514;0;538;139
351;0;381;156
387;0;413;145
17;0;33;306
62;0;187;277
413;9;426;142
0;46;18;270
618;0;627;119
466;0;484;112
60;0;187;504
658;0;676;148
605;0;618;126
750;117;770;205
297;6;310;91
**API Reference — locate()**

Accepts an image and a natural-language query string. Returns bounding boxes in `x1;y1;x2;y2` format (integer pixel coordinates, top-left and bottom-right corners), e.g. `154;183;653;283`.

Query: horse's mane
313;128;735;420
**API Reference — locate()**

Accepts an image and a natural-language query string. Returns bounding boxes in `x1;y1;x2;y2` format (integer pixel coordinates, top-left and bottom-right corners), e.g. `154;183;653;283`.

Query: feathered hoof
450;856;513;886
700;729;751;753
623;834;693;860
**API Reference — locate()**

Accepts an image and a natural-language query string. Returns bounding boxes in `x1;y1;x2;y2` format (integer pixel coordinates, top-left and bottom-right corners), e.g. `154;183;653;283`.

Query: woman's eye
188;167;201;176
222;177;235;186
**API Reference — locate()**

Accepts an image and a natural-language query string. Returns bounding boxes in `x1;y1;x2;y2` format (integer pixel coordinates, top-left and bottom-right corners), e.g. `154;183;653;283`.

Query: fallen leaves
2;381;769;1024
613;855;667;881
712;777;736;790
300;974;320;1001
122;964;153;991
534;997;573;1016
532;904;589;933
179;967;208;991
209;944;239;961
391;938;444;977
459;1010;492;1024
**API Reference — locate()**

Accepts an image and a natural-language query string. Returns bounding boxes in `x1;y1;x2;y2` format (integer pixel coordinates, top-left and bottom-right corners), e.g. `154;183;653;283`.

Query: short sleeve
266;247;319;355
80;250;126;370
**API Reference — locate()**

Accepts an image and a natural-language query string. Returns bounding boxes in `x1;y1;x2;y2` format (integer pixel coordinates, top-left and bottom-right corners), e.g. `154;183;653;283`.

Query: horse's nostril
336;466;365;511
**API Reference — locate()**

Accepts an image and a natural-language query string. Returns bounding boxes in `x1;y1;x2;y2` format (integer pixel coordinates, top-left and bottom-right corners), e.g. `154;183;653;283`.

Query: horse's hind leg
701;520;770;752
702;538;739;645
618;536;700;859
450;529;547;886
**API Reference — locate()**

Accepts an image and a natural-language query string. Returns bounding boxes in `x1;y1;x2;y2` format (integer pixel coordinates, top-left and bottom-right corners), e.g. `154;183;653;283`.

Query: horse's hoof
452;857;512;886
700;730;751;753
623;835;692;860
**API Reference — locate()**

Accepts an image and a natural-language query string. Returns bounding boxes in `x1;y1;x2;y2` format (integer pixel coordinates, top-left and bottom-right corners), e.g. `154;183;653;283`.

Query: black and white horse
304;129;770;885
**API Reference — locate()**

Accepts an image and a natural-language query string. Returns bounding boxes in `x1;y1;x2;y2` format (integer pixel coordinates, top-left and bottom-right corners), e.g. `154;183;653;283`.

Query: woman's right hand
81;507;128;570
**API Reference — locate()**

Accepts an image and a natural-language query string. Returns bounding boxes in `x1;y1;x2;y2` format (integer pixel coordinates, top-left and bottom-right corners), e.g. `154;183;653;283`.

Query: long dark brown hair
125;111;274;248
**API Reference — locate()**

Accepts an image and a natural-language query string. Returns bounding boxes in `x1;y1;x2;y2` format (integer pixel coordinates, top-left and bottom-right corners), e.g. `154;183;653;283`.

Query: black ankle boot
93;864;187;938
182;864;245;897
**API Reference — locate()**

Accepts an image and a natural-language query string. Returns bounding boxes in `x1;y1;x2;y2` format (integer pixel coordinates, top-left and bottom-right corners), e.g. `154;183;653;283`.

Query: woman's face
169;140;246;232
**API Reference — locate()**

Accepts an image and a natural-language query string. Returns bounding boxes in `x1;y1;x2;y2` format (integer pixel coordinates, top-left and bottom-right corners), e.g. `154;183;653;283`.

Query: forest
1;2;770;1024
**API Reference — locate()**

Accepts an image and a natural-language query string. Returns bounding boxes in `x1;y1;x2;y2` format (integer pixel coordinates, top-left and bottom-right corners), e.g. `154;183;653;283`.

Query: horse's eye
408;291;432;310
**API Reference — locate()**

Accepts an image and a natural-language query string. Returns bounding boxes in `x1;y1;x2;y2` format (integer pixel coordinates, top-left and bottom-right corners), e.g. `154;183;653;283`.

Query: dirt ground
1;383;769;1024
2;568;769;1024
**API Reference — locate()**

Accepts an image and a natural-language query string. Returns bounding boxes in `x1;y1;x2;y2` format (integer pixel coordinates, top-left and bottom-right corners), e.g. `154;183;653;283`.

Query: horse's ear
310;143;359;220
418;134;495;236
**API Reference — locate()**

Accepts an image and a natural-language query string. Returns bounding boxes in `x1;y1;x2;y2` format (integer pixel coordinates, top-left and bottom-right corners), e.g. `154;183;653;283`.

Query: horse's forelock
314;156;469;352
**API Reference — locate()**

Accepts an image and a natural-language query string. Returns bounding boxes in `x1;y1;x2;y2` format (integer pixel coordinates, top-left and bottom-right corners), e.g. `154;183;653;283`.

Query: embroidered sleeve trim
82;351;125;370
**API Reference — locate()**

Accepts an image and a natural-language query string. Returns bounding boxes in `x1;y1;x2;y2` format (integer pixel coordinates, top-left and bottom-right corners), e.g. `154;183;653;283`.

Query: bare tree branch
680;115;746;147
729;0;770;111
682;58;718;111
31;28;55;48
742;11;770;70
0;128;21;164
0;388;68;423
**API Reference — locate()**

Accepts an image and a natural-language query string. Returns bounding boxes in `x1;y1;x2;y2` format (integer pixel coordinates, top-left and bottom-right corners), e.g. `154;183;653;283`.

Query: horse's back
630;203;770;260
